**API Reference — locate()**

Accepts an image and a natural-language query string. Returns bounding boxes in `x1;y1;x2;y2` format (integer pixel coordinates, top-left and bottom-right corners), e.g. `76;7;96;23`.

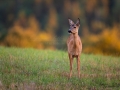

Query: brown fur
67;18;82;78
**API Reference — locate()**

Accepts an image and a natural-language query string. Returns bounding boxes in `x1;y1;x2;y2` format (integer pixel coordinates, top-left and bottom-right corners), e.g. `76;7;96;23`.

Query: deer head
68;18;80;34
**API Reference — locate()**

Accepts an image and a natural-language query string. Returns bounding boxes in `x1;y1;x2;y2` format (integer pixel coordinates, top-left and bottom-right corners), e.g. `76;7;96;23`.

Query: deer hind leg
76;56;80;78
69;54;73;78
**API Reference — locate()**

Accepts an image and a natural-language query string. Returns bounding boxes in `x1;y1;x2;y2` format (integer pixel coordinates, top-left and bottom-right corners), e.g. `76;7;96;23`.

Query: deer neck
73;33;78;47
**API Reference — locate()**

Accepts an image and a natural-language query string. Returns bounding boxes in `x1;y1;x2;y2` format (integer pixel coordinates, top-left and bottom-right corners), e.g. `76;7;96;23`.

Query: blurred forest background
0;0;120;56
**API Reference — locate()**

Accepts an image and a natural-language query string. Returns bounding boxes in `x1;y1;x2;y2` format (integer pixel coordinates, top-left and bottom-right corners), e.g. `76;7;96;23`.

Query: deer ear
68;19;74;25
76;18;80;26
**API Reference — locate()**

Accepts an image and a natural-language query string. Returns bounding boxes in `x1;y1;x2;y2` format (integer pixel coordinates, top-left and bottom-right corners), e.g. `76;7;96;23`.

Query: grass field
0;46;120;90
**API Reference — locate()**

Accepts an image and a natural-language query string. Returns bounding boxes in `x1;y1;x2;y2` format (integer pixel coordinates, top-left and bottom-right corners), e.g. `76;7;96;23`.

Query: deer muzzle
68;29;72;33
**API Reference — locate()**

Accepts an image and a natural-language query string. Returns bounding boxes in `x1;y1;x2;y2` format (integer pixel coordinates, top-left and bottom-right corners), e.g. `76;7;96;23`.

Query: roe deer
67;18;82;78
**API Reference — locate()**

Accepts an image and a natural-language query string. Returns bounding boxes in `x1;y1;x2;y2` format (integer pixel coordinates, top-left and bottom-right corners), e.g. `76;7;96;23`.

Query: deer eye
74;27;76;28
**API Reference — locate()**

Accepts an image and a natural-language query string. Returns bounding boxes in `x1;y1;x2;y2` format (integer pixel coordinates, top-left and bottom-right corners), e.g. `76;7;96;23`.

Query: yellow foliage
38;32;55;49
39;32;52;42
3;15;55;49
83;24;120;56
100;25;120;51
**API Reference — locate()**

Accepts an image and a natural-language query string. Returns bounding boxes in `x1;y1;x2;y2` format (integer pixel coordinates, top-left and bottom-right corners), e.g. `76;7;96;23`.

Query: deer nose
68;30;72;33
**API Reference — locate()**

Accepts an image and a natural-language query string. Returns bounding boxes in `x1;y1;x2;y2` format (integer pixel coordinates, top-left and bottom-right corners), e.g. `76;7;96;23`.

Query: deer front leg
77;56;80;78
69;54;73;78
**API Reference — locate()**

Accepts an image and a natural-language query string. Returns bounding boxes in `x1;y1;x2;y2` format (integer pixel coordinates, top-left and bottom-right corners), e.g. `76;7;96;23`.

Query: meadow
0;46;120;90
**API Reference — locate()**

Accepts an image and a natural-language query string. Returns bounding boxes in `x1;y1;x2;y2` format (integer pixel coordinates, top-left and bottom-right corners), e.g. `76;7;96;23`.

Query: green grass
0;46;120;90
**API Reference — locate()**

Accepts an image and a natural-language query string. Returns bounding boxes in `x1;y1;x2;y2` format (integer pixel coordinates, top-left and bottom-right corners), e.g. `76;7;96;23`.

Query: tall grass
0;46;120;90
